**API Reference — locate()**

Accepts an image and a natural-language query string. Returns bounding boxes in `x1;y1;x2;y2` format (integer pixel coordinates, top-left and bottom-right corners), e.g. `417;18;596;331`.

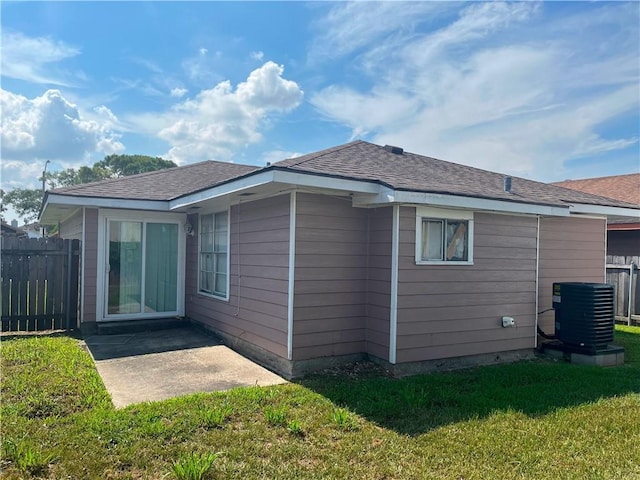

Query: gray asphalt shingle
50;161;260;201
273;141;635;208
49;141;636;210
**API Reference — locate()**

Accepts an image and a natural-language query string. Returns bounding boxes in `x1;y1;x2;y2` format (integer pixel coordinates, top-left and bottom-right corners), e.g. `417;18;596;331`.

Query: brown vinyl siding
366;207;392;361
58;209;83;240
186;194;290;358
83;208;98;323
292;193;368;361
538;216;606;333
396;208;538;363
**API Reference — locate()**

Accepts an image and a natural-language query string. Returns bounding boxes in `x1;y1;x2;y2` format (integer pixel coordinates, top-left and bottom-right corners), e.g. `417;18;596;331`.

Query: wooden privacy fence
1;237;80;332
606;255;639;325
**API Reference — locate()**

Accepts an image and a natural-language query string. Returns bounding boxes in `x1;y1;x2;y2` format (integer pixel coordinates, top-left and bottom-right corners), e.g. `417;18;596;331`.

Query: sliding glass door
105;219;180;318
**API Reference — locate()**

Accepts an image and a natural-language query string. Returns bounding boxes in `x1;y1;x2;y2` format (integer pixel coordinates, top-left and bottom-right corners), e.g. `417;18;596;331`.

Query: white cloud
128;56;163;74
170;87;188;98
251;51;264;61
128;61;303;163
311;2;639;180
310;2;452;62
262;150;301;166
1;31;81;86
0;89;125;163
182;48;223;84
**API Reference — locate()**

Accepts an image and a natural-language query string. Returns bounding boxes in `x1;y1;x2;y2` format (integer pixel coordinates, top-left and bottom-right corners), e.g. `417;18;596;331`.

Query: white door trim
96;209;187;322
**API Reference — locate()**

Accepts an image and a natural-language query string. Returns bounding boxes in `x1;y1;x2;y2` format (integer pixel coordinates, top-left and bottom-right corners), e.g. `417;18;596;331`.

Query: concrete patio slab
83;326;286;408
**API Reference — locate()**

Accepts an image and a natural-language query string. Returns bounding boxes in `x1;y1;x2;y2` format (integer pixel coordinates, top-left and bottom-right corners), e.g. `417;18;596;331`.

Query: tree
48;155;177;188
0;189;7;221
96;154;176;177
3;155;177;223
3;188;43;223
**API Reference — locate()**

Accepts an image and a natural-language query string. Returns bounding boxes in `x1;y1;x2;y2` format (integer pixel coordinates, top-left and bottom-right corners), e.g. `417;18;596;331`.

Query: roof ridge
51;160;203;193
51;160;257;194
273;140;365;168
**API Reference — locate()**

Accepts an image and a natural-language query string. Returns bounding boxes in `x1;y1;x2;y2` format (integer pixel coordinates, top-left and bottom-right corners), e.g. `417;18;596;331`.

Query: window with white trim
415;207;473;264
199;211;229;298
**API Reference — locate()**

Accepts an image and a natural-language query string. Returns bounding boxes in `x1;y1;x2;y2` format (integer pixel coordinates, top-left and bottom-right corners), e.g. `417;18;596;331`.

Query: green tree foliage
3;189;43;223
49;155;176;187
4;155;177;222
96;154;176;178
0;189;7;220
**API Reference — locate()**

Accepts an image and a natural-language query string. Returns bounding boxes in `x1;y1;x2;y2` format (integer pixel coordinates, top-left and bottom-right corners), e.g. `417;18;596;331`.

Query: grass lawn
1;326;639;479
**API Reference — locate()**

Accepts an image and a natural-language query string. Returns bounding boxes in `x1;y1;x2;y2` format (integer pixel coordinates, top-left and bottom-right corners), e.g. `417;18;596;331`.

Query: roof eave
168;168;381;210
568;203;640;219
353;187;571;216
40;193;169;224
41;167;636;222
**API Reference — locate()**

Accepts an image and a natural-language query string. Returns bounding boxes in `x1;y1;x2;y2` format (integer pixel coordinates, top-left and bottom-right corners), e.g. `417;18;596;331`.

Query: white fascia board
569;203;640;219
272;170;380;194
356;189;570;216
44;193;169;212
170;171;276;210
170;169;380;210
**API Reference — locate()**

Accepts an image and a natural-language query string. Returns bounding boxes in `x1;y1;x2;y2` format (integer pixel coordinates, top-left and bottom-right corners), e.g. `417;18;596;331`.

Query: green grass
1;327;639;479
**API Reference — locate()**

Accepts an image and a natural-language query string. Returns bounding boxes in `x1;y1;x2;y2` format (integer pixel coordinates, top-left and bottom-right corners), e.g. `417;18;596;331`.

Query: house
40;141;640;377
0;220;25;237
552;174;640;257
21;222;47;239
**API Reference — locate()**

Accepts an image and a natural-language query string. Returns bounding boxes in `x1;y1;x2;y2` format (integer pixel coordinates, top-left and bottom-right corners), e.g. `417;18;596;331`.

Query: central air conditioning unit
552;282;615;352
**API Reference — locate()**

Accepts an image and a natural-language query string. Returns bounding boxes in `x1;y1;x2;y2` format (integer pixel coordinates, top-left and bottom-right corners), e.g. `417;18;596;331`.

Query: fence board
1;237;80;332
606;255;640;325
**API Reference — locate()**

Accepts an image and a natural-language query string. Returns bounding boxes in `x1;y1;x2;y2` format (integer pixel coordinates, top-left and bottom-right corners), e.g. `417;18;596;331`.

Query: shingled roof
50;161;260;201
47;141;636;210
552;174;640;205
273;141;636;208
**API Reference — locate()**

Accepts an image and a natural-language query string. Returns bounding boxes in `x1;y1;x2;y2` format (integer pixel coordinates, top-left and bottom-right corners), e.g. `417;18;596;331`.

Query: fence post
629;262;637;326
65;239;72;331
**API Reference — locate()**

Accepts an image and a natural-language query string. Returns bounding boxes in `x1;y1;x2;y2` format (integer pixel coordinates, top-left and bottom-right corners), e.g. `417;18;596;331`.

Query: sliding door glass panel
108;221;142;314
144;223;178;313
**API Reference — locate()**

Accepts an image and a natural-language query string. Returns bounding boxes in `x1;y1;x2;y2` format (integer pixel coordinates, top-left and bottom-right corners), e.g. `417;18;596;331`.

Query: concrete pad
83;327;286;408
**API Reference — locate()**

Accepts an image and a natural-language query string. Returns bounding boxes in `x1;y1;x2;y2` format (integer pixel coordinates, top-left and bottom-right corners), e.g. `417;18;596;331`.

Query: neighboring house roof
552;173;640;205
50;161;260;201
0;221;24;236
42;141;639;223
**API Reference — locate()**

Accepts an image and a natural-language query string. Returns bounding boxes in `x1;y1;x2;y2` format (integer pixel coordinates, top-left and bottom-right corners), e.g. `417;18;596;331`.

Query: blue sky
1;1;639;222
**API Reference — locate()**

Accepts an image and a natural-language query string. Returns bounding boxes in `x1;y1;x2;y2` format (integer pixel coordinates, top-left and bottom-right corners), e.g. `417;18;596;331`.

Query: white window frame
198;209;230;301
415;206;474;265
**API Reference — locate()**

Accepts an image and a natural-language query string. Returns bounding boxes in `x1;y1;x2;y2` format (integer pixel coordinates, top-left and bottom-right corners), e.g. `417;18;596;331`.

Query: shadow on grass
299;330;640;436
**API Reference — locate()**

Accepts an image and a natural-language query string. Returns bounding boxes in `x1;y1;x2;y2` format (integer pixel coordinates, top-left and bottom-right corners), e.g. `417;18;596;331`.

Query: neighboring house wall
366;206;392;361
58;209;83;240
292;193;368;361
186;194;290;359
607;230;640;257
538;216;606;334
395;208;538;363
83;208;99;324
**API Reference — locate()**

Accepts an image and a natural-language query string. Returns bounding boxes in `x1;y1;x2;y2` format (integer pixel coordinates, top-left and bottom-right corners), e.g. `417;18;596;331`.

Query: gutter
569;203;640;218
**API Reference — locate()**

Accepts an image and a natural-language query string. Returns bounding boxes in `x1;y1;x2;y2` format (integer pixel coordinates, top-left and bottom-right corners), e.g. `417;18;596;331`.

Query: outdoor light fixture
184;222;194;236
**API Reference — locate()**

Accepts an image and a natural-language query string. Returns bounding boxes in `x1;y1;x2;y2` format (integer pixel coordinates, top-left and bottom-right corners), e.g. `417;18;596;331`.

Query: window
415;207;473;264
199;211;229;298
